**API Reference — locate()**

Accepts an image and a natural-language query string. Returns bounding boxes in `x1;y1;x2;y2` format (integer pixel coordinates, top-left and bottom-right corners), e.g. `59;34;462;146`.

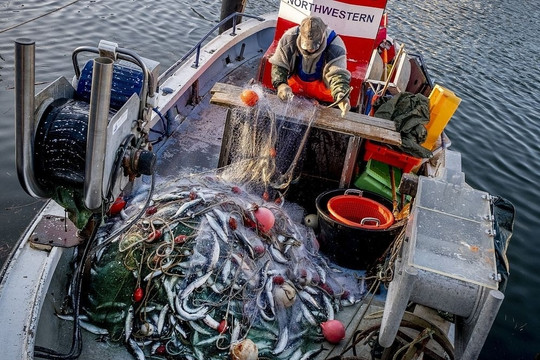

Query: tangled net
79;86;366;359
221;85;319;200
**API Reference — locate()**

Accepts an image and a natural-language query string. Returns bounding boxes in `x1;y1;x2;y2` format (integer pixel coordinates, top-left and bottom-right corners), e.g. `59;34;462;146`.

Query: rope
0;0;81;34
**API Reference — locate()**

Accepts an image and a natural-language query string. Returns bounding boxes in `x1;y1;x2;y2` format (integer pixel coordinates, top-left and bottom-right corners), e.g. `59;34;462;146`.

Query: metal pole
219;0;245;33
379;262;418;348
14;38;48;198
84;57;113;211
459;290;505;360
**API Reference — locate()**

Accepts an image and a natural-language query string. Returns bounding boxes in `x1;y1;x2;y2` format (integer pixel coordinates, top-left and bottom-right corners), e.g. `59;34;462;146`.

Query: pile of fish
80;174;366;359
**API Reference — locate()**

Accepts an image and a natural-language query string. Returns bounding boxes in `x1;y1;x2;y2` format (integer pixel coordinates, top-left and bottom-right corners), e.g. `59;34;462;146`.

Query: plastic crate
422;84;461;150
354;159;402;202
363;140;422;173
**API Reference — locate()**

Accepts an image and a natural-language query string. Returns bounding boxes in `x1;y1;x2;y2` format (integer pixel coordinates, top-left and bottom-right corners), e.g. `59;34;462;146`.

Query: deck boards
210;83;402;146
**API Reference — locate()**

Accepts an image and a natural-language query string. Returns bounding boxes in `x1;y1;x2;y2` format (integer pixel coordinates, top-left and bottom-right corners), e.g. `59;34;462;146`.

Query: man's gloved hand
336;92;350;117
277;83;293;101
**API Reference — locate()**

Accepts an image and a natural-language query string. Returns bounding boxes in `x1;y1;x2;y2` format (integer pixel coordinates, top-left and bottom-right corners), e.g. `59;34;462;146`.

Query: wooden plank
217;109;233;168
320;301;387;359
340;136;363;188
210;83;402;146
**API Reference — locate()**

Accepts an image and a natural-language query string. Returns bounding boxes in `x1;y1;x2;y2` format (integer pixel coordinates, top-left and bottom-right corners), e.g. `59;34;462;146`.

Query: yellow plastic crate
422;84;462;150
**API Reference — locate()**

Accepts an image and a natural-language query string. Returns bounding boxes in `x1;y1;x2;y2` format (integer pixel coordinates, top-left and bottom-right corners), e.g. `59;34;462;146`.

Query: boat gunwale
0;200;68;359
152;12;277;130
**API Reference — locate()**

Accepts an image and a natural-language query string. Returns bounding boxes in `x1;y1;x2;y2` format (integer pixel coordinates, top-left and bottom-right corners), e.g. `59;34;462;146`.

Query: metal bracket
29;215;81;248
98;40;119;60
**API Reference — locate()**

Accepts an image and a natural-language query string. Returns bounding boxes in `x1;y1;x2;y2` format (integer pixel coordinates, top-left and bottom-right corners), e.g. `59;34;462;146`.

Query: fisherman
269;16;352;117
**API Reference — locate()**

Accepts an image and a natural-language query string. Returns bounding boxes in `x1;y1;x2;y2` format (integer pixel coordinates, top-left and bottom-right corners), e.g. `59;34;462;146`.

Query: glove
277;83;293;101
336;92;351;117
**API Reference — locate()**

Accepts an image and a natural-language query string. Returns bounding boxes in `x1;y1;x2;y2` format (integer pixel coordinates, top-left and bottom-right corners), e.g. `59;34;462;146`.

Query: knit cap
299;16;326;52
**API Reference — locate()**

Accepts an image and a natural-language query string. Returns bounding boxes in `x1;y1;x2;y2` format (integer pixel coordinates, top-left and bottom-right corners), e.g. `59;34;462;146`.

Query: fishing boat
0;0;514;359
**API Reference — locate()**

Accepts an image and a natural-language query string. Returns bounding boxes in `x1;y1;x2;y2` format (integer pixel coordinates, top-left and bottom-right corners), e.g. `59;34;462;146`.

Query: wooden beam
210;82;402;146
340;136;363;188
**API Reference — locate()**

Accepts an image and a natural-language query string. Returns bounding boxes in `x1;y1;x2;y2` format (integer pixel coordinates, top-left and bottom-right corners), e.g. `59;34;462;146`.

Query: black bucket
316;189;402;270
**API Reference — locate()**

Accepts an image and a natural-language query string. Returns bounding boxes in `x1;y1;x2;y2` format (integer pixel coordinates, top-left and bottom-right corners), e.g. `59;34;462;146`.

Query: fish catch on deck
80;174;366;359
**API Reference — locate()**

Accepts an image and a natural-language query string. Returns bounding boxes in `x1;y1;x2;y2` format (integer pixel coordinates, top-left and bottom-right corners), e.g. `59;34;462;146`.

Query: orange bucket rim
327;195;394;229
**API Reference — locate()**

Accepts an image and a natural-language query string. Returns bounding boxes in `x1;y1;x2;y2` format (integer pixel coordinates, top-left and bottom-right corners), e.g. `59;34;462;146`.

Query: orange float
240;89;259;106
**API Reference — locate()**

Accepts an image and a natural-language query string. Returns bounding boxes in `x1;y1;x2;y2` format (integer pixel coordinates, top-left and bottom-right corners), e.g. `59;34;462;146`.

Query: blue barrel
75;60;143;110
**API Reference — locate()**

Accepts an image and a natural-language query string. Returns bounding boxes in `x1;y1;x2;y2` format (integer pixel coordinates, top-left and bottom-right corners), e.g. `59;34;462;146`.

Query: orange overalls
287;30;337;104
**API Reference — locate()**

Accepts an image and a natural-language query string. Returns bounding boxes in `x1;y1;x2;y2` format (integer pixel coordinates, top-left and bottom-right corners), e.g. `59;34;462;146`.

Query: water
0;0;538;358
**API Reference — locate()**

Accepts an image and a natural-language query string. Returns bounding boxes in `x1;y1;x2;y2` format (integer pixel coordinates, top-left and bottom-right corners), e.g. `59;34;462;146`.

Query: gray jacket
269;25;351;99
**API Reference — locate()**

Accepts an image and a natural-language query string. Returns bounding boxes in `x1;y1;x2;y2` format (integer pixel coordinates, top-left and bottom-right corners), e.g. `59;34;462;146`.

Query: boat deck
35;53;452;360
151;55;395;359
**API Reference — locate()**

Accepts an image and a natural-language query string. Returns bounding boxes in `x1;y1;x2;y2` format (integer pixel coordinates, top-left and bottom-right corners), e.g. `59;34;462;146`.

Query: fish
84;175;371;359
208;233;221;271
169;314;189;338
153;192;186;203
300;301;318;326
323;294;335;320
193;334;221;346
212;208;230;236
206;213;229;243
157;304;169;335
269;245;288;264
265;275;276;316
175;296;208;321
220;257;232;284
272;326;289;355
202;314;220;330
55;313;89;322
163;276;178;311
300;345;325;360
230;318;241;344
189;319;212;336
180;271;213;300
79;320;109;335
143;269;163;282
125;305;134;342
127;338;146;360
171;198;203;219
234;228;265;259
298;290;321;309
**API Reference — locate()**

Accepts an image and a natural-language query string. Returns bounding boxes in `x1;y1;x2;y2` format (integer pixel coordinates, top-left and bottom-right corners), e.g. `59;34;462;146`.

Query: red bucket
327;194;394;229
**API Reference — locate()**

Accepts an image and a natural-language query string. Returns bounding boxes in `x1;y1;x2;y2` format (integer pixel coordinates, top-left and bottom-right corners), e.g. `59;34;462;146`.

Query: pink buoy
321;319;345;344
254;207;275;233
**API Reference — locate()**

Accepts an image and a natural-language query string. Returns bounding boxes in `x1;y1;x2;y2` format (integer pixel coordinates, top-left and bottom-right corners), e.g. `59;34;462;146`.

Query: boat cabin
258;0;389;108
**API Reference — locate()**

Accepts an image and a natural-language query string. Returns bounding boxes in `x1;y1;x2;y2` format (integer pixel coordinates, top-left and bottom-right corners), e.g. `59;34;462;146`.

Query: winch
15;39;160;232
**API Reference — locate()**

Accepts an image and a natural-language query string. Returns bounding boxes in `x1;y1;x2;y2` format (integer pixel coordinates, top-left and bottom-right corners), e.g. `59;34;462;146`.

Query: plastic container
422;84;461;150
354;159;402;202
316;189;402;269
363;140;422;173
327;194;394;229
76;60;143;110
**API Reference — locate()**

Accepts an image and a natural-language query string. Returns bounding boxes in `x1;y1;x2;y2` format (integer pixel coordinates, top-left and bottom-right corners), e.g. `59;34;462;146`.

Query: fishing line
89;172;156;260
271;105;317;190
0;0;81;34
34;213;100;360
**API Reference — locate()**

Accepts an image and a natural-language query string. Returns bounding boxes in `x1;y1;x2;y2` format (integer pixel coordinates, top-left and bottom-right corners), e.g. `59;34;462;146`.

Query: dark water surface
0;1;538;358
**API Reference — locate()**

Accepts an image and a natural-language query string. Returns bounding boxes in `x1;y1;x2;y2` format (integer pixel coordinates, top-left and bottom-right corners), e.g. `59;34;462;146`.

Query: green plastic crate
354;159;402;202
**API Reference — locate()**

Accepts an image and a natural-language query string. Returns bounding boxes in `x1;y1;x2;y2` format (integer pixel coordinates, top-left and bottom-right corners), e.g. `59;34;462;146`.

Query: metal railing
158;12;265;85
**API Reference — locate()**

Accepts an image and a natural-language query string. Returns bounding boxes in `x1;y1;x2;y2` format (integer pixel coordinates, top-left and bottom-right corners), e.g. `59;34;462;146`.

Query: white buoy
304;214;318;228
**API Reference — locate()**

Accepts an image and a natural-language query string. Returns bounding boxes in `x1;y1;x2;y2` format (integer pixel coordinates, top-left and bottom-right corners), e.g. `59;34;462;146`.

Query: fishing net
79;86;367;359
220;86;319;201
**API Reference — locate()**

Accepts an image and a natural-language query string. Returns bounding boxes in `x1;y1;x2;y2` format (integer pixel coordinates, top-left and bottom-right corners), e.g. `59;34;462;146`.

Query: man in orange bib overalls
269;16;351;117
